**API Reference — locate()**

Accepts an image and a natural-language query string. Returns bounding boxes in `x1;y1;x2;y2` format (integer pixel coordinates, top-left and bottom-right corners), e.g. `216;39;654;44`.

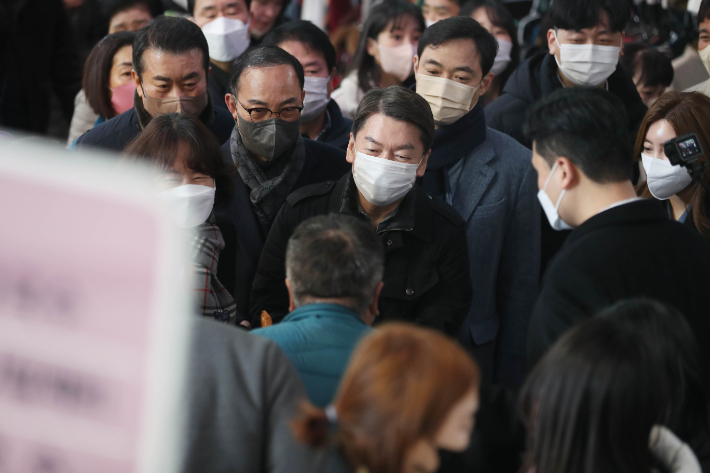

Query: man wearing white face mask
525;87;710;369
251;86;473;336
687;0;710;97
414;17;539;390
262;20;353;150
190;0;252;111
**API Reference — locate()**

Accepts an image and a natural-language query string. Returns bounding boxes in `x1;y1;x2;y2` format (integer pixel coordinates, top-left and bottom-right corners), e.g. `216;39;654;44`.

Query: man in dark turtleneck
414;17;539;390
76;15;234;152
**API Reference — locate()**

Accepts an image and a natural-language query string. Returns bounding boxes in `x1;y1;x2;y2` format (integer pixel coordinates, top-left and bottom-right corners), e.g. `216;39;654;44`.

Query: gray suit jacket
453;128;540;390
180;317;316;473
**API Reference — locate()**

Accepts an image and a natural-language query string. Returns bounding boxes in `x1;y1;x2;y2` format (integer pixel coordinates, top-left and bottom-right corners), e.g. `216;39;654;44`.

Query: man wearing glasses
220;45;349;326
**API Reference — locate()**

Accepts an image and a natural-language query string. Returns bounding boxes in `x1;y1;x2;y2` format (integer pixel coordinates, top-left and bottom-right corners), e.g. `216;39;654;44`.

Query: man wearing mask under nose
76;16;234;152
218;46;349;326
251;86;473;335
414;17;539;390
262;20;353;150
189;0;252;111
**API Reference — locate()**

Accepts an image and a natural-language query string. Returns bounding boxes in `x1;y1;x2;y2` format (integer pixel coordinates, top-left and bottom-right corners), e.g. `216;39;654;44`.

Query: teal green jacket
252;303;373;407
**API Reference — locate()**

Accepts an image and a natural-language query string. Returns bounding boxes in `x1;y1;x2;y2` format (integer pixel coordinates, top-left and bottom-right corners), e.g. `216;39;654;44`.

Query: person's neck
211;58;233;73
379;69;403;87
574;180;638;225
357;188;403;228
300;111;327;140
670;188;692;220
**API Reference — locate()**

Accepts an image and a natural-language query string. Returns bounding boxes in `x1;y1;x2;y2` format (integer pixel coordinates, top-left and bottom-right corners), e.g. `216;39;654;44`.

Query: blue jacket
251;303;372;407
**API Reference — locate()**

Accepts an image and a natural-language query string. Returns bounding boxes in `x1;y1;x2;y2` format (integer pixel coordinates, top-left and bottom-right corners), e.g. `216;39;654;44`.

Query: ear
301;88;306;104
619;31;626;56
367;38;380;63
477;71;494;95
285;278;296;312
413;55;420;76
327;67;337;96
346;133;356;165
547;28;558;56
225;93;239;119
557;157;578;190
416;148;432;177
363;281;384;326
132;70;142;97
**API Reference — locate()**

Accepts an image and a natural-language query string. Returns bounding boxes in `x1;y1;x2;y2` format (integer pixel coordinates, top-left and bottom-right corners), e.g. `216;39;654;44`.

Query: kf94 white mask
641;153;693;200
416;74;479;126
537;162;573;231
377;43;416;82
353;151;421;206
553;30;620;87
301;76;330;123
202;17;251;63
490;38;513;76
157;184;216;228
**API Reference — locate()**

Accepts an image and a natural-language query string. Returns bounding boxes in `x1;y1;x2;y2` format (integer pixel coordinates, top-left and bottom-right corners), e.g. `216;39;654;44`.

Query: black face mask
237;114;301;161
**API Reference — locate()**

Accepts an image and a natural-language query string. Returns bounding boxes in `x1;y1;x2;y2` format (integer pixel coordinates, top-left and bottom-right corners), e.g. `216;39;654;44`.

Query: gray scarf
229;125;306;233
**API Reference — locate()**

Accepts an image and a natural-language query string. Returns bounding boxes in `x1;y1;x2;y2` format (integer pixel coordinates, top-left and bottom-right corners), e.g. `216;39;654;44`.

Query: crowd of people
3;0;710;471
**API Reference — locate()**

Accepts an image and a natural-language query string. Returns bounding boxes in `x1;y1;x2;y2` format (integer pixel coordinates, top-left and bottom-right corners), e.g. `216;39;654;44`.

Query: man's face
633;76;665;108
108;5;153;34
421;0;460;25
547;11;624;61
249;0;282;37
699;18;710;52
133;48;208;99
192;0;249;28
278;40;334;97
346;113;430;179
226;64;305;123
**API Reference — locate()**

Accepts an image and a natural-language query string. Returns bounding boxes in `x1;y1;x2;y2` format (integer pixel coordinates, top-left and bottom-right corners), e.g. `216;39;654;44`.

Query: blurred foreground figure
253;215;383;407
293;323;480;473
525;87;710;372
521;305;703;473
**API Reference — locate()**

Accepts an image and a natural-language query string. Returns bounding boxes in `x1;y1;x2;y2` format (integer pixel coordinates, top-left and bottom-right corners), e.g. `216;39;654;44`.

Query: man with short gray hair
251;214;383;407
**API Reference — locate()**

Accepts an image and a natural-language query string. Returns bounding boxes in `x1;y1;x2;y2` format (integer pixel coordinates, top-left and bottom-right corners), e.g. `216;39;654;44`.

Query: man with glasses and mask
219;46;349;327
250;86;472;336
76;16;234;152
414;17;539;390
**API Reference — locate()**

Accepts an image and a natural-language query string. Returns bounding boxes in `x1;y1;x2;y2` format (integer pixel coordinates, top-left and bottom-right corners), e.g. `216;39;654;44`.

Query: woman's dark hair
348;0;424;94
520;315;668;473
83;31;136;118
634;91;710;237
460;0;519;90
598;299;710;448
122;113;233;207
353;86;435;153
620;44;674;88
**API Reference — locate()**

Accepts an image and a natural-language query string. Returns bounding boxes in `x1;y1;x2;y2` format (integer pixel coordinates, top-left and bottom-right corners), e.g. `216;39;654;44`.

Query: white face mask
537;162;573;231
641;153;693;200
202;17;251;63
553;30;620;87
490;38;513;76
353;151;421;206
377;43;416;82
301;76;330;123
699;45;710;75
425;19;437;28
157;184;216;228
416;74;479;126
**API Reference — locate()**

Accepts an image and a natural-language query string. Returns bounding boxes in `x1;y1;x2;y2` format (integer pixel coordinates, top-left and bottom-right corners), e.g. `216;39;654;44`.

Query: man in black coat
262;20;353;150
250;86;472;335
216;46;350;326
525;87;710;373
76;16;234;152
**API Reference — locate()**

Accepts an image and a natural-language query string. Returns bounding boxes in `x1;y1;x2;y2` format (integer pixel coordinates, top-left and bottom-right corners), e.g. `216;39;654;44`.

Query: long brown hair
292;323;480;473
634;91;710;237
84;32;136;118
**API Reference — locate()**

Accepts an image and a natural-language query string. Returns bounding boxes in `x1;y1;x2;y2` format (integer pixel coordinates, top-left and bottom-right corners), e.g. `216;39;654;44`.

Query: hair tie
325;404;338;427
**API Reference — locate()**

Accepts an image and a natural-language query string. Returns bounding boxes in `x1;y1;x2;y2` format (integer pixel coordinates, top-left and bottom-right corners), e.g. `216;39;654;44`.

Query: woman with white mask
464;0;519;106
123;113;247;326
332;0;424;119
636;91;710;240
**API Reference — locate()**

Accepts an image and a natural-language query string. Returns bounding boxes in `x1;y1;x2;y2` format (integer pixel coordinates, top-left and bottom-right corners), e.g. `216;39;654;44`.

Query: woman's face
373;15;422;51
155;148;215;192
249;0;282;37
643;119;676;160
109;45;134;91
471;7;511;43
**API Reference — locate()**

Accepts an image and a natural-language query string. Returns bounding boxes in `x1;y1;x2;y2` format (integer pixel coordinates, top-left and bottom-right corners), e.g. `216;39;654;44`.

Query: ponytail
291;401;333;448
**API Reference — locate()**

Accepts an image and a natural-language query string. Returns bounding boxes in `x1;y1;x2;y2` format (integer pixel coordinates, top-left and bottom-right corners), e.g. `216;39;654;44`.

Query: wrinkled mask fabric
353;151;421;206
537;162;573;230
237;114;301;161
301;76;331;123
416;74;478;125
110;81;136;115
641;153;694;200
158;184;216;228
378;42;416;82
699;45;710;75
141;87;209;117
202;16;251;62
554;30;620;87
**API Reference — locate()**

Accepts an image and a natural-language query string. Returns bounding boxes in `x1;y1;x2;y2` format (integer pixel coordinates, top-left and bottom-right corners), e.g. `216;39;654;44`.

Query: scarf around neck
229;125;306;234
420;102;487;198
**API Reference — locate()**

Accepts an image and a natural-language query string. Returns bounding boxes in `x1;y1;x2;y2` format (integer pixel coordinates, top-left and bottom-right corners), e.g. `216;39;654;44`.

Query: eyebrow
701;27;709;33
302;60;322;69
118;61;132;67
152;71;200;82
424;58;443;67
395;143;415;150
279;97;298;106
365;136;383;146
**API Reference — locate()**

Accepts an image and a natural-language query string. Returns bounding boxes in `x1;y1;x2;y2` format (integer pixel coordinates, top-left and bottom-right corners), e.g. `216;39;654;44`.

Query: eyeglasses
235;97;303;122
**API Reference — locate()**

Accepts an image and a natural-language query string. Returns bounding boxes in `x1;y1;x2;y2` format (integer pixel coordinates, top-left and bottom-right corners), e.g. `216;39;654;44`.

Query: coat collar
283;303;366;325
451;137;497;222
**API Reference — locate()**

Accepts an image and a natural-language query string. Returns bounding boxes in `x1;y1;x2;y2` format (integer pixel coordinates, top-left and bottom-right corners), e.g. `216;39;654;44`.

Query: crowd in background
2;0;710;472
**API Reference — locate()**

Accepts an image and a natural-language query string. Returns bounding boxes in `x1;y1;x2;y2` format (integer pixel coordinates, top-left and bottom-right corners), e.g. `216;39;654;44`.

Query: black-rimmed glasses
235;97;303;121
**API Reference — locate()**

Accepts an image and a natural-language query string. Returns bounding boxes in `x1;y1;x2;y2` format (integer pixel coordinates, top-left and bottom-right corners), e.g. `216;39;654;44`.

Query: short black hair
620;45;674;88
548;0;630;33
261;20;336;72
229;45;305;96
133;15;210;81
417;16;498;77
187;0;252;16
101;0;154;24
699;0;710;23
353;86;435;153
524;87;632;184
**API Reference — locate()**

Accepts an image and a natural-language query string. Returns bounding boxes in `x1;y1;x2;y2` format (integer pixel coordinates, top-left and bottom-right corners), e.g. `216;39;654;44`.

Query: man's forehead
142;48;205;72
561;11;617;35
420;39;480;65
278;41;326;65
239;65;301;94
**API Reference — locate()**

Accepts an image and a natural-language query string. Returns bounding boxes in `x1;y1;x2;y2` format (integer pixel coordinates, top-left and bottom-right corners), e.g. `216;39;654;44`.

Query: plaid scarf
189;214;238;324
